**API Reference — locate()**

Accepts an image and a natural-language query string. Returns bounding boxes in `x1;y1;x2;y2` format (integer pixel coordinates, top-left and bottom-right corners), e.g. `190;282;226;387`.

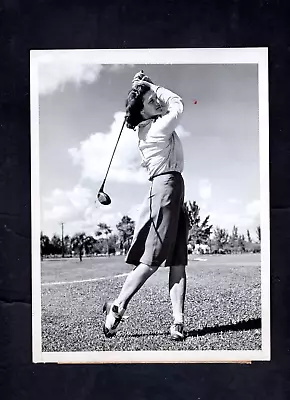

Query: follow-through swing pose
103;71;189;341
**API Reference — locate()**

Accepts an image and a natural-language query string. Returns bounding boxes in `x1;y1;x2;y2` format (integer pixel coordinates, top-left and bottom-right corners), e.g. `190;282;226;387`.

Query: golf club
97;70;149;205
97;116;127;205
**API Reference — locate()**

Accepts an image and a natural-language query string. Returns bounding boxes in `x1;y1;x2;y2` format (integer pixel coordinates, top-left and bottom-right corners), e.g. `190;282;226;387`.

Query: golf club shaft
100;116;127;190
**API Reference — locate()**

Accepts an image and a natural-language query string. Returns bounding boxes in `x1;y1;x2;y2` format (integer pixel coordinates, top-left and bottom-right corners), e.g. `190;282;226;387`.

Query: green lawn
41;253;261;352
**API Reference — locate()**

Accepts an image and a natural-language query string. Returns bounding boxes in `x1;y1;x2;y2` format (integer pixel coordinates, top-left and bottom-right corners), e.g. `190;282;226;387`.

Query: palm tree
229;225;239;253
213;227;229;252
184;201;212;247
107;234;119;255
95;223;112;256
50;234;62;256
40;231;50;260
63;234;72;257
238;234;246;253
71;232;87;262
116;216;135;254
84;235;97;256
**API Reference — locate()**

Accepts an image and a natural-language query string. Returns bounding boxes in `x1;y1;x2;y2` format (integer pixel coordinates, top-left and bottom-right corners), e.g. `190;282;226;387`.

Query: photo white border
31;48;270;364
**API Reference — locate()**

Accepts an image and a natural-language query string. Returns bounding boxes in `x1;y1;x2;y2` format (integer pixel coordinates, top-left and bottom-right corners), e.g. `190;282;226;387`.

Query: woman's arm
132;77;184;139
147;84;184;140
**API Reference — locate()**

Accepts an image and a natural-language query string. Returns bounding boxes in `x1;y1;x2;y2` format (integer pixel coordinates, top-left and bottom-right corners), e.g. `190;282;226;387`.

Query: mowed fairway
41;253;261;352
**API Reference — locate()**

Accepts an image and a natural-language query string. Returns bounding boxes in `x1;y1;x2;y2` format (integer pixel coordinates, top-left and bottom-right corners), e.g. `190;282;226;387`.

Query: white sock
173;313;184;325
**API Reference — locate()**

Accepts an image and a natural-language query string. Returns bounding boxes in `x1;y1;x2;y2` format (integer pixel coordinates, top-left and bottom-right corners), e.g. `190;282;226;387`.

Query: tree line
41;201;261;261
185;201;261;255
41;216;135;261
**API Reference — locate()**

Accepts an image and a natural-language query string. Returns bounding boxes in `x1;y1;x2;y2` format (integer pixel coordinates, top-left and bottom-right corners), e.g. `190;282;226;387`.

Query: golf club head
97;190;111;206
96;117;127;207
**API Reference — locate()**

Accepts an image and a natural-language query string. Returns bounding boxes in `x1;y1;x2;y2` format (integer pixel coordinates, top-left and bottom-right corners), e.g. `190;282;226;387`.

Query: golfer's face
142;91;163;117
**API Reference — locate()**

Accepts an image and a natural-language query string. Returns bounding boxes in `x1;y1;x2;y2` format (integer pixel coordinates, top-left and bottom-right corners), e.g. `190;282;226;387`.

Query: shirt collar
138;119;152;128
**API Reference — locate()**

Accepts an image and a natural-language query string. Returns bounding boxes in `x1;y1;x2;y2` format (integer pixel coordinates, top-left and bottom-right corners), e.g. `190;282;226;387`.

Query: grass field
41;253;261;352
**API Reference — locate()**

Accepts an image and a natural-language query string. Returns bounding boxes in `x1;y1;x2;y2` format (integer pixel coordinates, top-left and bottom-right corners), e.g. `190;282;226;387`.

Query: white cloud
202;198;260;237
42;184;123;236
60;212;123;237
245;199;260;232
43;185;92;222
68;111;148;184
36;51;136;95
200;202;208;211
127;202;145;223
246;199;260;217
228;198;242;205
198;179;212;200
206;211;255;237
38;51;105;95
108;64;135;71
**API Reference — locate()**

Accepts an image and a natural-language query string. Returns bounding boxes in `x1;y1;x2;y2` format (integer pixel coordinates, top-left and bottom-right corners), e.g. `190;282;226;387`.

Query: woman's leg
168;265;186;340
167;197;189;340
169;265;186;324
103;263;158;337
115;263;158;310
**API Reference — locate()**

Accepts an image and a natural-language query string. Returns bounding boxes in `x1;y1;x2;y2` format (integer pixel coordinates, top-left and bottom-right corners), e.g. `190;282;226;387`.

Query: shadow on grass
186;317;261;338
126;318;261;338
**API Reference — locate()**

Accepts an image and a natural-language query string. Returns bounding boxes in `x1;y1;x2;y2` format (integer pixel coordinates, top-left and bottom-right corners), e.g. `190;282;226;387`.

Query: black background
1;0;290;398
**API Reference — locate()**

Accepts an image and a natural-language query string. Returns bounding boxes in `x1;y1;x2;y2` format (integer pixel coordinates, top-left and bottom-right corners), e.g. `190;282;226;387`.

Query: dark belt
149;170;182;181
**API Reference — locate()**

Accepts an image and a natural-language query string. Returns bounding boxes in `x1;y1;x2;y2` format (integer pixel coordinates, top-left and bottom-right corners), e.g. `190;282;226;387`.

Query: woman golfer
103;71;189;341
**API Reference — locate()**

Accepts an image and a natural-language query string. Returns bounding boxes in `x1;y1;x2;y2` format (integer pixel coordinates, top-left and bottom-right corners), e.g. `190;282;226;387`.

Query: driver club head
96;117;127;207
97;190;111;206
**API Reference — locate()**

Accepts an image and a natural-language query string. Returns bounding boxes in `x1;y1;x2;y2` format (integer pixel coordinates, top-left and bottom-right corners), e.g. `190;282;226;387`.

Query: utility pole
61;222;64;258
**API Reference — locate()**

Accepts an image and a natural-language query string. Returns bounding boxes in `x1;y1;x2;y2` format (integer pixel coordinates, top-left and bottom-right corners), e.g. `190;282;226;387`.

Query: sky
38;53;260;240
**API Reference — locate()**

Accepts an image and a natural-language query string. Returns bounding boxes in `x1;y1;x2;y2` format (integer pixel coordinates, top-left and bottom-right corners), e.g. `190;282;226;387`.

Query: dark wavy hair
125;84;150;130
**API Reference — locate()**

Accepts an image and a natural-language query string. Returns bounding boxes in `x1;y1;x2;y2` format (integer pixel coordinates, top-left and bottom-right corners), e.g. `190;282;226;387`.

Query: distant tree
96;223;112;237
185;201;212;246
238;234;246;253
95;223;112;255
256;225;261;243
93;238;106;255
63;234;72;257
247;229;252;243
84;235;97;255
40;232;50;260
50;234;62;256
116;216;135;254
229;225;239;253
71;232;89;262
213;227;229;252
108;234;119;255
232;225;239;240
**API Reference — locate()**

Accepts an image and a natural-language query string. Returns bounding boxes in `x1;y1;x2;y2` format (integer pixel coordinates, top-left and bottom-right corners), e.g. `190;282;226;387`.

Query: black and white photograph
31;48;270;363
